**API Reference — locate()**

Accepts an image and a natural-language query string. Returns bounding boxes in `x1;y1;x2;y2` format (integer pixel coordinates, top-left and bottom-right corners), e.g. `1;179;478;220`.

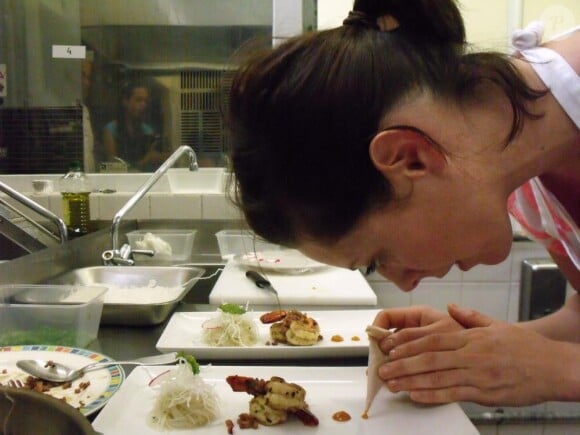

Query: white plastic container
215;229;281;260
126;229;197;261
166;168;225;193
0;285;107;347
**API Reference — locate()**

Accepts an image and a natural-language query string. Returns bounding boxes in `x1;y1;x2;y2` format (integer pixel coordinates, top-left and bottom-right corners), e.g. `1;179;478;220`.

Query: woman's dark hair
227;0;546;247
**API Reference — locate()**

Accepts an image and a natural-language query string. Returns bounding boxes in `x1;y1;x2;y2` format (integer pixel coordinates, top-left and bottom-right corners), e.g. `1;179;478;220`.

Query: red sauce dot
332;411;351;422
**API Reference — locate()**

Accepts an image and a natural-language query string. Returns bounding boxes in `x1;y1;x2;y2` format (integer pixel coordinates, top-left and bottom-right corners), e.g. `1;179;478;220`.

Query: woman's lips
456;261;473;271
405;266;453;291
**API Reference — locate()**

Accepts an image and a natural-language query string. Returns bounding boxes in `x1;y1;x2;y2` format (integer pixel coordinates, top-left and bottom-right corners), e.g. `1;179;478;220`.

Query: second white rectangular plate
156;309;381;359
92;365;478;435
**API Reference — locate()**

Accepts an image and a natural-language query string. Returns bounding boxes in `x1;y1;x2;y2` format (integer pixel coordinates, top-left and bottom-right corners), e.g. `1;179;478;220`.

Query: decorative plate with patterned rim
0;345;124;415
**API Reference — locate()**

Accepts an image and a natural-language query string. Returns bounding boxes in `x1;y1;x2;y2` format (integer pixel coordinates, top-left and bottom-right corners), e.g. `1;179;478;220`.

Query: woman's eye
364;261;377;276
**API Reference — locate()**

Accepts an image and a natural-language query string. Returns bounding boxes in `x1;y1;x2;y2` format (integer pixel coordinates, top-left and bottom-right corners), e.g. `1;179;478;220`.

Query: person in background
103;81;166;171
226;0;579;406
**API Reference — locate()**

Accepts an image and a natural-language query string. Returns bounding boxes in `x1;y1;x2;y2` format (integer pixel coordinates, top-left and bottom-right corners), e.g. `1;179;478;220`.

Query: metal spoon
16;352;179;383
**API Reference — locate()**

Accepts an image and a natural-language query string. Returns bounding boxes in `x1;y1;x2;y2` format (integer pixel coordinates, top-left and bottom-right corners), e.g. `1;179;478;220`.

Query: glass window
0;0;315;174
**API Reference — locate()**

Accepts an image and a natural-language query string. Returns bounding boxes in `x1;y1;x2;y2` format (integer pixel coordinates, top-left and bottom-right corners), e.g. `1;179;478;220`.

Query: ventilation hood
81;0;273;27
80;0;273;69
79;0;315;70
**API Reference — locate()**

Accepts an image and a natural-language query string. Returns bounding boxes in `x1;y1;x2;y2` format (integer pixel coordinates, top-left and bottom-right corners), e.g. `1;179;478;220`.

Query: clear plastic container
215;229;281;260
59;161;92;237
126;230;197;261
0;285;107;347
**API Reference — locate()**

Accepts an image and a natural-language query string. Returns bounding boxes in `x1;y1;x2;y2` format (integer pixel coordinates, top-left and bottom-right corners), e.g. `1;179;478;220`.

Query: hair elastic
342;10;380;30
343;10;400;32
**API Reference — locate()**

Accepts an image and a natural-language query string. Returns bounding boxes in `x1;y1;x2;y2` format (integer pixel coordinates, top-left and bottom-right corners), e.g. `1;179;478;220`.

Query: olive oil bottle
59;161;92;237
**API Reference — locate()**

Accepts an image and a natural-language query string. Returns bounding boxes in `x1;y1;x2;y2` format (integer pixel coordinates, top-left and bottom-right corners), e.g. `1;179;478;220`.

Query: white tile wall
461;282;510;320
1;190;237;221
480;422;580;435
149;193;202;219
47;193;63;216
26;194;50;209
462;255;513;283
410;282;462;312
476;425;497;435
95;193;150;220
545;401;580;418
496;424;543;435
501;403;548;418
202;194;242;220
543;423;580;434
422;264;462;282
507;282;521;323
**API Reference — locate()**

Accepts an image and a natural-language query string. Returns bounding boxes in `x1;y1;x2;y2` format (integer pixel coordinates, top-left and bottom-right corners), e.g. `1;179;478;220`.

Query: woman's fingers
387;331;467;360
408;385;490;405
385;368;472;394
380;318;465;354
379;338;469;382
381;359;512;391
373;305;442;330
373;306;467;354
447;304;495;328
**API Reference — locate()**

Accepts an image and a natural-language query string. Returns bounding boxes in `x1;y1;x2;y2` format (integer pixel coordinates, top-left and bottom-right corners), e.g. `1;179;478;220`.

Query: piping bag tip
363;325;393;418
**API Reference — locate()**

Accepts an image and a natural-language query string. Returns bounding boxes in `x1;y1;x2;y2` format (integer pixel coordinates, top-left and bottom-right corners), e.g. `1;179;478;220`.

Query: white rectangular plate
156;309;381;359
92;365;478;435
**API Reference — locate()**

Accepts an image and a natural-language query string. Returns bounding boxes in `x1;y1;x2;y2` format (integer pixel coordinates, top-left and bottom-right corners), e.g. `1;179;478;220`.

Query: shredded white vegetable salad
202;303;259;347
148;357;220;430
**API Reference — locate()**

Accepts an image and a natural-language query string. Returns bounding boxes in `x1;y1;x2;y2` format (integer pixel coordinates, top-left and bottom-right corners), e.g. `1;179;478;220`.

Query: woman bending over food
226;0;579;407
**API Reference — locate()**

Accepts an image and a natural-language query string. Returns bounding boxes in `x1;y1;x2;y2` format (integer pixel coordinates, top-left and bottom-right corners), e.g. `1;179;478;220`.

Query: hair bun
343;10;379;30
349;0;466;45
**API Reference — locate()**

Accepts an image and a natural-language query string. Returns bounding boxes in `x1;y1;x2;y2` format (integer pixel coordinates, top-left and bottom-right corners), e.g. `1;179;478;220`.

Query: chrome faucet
102;145;198;265
0;180;68;244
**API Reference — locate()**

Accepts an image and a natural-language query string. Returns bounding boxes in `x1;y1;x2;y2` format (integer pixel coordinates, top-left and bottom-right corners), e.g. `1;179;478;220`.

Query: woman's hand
373;305;466;346
377;304;579;406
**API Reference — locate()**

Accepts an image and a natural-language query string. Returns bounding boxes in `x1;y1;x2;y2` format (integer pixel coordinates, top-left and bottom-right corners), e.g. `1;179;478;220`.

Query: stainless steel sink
46;266;204;326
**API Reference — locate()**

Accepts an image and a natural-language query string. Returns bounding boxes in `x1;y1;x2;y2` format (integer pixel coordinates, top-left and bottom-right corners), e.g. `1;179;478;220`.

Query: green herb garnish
176;352;200;375
0;329;80;347
219;303;246;315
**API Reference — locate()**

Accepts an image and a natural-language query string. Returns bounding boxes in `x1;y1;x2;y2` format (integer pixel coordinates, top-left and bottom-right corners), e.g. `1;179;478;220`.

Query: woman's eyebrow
348;259;361;270
364;262;377;276
347;260;375;274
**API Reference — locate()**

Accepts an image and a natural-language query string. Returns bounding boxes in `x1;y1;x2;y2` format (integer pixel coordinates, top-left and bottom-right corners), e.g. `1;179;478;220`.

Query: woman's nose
377;264;422;292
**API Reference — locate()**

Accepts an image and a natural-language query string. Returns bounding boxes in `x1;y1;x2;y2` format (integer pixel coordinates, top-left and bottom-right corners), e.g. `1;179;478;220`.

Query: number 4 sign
52;45;86;59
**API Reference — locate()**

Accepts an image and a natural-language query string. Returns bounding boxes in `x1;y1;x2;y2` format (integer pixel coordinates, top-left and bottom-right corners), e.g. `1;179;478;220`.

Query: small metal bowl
0;387;98;434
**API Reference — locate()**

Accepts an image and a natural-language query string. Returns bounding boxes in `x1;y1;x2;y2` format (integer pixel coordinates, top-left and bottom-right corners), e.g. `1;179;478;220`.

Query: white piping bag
362;325;393;418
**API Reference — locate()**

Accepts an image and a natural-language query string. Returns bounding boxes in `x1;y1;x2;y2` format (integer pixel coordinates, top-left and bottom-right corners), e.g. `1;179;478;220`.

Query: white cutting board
209;259;377;306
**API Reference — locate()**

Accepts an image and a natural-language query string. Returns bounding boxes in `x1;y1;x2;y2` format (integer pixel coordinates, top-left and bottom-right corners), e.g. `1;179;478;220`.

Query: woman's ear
369;128;446;180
